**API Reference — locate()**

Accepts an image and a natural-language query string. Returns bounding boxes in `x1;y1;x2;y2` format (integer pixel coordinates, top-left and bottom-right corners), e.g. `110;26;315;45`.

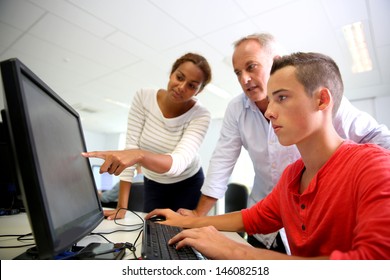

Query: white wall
83;130;123;189
375;96;390;128
351;95;390;128
198;118;222;173
83;130;120;165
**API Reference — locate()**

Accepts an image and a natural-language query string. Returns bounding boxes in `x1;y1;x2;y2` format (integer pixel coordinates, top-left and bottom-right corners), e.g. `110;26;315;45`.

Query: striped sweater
120;88;211;184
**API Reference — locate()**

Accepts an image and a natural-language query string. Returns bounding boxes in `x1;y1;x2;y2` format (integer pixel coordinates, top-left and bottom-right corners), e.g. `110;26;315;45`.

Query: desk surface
0;210;247;260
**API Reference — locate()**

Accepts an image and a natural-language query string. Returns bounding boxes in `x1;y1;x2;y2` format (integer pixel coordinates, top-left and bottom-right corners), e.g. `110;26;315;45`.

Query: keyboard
141;219;206;260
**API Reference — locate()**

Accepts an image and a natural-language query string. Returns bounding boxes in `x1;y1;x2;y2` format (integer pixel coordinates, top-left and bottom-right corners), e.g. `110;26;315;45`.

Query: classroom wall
83;130;125;189
351;95;390;128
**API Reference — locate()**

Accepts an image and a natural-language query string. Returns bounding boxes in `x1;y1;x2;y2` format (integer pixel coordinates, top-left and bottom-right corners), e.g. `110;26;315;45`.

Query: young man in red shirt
146;52;390;260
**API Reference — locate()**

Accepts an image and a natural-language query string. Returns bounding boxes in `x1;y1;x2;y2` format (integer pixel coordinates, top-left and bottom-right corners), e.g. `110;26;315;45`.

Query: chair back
225;182;249;238
225;183;248;213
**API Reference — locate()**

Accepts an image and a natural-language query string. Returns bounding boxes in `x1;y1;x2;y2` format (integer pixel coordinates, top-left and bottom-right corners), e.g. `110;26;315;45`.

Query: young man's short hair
271;52;344;116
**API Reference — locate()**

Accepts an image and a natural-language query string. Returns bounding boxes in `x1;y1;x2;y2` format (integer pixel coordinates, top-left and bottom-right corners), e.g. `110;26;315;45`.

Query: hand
168;226;247;260
145;209;187;227
103;208;127;220
177;208;199;217
82;150;141;176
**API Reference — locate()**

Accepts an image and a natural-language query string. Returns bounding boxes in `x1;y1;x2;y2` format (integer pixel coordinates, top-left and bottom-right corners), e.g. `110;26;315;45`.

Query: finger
103;210;115;220
81;151;107;159
114;166;126;176
108;212;123;220
107;162;120;175
173;239;190;250
169;230;199;249
100;160;114;174
169;228;195;244
145;209;165;220
168;231;186;246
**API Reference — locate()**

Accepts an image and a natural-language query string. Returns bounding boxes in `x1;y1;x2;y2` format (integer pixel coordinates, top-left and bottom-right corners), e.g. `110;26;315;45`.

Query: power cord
1;209;145;259
88;208;145;259
0;232;34;249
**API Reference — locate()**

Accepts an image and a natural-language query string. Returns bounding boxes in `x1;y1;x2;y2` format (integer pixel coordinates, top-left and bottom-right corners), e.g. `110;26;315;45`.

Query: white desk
0;210;247;260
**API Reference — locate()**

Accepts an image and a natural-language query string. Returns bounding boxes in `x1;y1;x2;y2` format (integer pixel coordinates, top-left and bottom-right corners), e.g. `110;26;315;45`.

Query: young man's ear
318;88;332;111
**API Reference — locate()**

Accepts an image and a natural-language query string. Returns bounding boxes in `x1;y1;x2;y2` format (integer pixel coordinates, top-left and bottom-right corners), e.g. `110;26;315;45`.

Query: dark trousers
143;168;204;212
247;233;287;254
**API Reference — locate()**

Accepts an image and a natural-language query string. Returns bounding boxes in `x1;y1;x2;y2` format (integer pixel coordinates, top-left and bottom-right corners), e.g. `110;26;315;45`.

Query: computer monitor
0;58;104;259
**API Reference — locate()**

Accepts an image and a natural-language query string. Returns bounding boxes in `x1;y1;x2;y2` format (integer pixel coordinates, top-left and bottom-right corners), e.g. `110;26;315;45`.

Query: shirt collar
242;93;259;112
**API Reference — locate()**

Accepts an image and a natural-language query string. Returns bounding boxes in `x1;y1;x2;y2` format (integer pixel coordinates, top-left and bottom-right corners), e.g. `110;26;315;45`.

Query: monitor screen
0;58;103;259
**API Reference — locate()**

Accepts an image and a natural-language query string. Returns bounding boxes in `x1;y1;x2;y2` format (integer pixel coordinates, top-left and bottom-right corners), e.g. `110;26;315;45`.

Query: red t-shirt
242;141;390;259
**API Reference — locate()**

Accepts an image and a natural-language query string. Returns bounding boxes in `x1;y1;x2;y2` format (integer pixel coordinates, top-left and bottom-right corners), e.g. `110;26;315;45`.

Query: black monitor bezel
1;58;103;259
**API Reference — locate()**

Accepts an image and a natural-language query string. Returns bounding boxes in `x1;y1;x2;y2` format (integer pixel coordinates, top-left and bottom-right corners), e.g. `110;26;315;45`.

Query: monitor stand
14;242;126;260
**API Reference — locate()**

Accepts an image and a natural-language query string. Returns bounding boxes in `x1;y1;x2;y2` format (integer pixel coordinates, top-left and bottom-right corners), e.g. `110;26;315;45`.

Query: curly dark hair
170;53;212;92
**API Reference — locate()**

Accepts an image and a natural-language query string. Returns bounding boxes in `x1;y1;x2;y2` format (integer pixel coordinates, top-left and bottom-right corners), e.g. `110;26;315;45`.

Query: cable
0;232;35;249
113;208;144;227
0;244;35;249
17;232;34;241
130;229;143;260
86;209;145;260
1;210;145;258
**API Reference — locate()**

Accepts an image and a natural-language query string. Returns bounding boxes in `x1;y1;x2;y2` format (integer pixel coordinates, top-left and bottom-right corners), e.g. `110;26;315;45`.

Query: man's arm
334;97;390;149
158;207;328;260
169;226;328;260
178;96;245;216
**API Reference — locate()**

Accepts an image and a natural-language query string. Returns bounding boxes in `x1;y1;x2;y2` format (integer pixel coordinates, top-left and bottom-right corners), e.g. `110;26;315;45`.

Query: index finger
145;209;166;220
81;151;107;159
168;230;187;246
168;229;198;249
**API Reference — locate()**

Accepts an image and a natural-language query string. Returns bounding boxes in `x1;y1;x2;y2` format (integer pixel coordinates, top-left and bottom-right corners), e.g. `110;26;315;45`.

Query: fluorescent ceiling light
206;84;231;99
342;21;373;73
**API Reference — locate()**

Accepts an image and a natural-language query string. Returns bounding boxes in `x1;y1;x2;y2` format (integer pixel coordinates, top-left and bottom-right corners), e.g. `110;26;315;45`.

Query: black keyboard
141;219;206;260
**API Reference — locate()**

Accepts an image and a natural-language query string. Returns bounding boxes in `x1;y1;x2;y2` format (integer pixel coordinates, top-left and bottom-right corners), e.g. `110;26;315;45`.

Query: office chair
225;182;249;213
127;182;145;212
225;182;249;238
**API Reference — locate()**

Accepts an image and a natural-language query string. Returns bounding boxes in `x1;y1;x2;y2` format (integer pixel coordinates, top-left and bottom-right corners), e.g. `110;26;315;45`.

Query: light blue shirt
201;93;390;207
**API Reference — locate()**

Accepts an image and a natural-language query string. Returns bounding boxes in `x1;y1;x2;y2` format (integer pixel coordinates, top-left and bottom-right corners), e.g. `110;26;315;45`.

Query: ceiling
0;0;389;134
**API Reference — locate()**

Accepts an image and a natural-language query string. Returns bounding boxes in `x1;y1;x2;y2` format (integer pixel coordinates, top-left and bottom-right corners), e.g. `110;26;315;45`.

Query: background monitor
92;164;119;191
0;58;103;259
